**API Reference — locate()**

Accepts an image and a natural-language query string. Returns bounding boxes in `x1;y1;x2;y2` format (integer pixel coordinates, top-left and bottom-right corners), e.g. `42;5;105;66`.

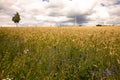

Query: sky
0;0;120;26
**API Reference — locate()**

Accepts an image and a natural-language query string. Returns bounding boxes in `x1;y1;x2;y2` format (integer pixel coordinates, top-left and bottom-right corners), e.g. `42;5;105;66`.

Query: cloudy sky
0;0;120;26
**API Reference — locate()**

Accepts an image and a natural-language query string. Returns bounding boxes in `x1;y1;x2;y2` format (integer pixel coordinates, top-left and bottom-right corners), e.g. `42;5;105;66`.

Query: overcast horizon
0;0;120;26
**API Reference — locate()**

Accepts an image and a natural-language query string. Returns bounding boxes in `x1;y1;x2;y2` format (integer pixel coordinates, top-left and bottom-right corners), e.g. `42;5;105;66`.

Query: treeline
96;24;116;27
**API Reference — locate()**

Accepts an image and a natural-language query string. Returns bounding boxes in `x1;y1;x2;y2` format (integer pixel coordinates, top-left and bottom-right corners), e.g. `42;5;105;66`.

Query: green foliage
96;24;102;26
0;27;120;80
12;12;21;26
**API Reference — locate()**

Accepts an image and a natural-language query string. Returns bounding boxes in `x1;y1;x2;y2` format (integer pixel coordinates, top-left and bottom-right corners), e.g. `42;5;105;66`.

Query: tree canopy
12;12;21;26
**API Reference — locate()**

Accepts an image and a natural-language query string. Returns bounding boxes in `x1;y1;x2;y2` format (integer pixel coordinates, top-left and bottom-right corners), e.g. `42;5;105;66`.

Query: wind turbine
74;15;77;26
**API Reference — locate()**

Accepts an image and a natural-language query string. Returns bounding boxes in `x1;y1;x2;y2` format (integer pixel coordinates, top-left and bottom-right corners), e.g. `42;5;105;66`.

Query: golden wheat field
0;26;120;80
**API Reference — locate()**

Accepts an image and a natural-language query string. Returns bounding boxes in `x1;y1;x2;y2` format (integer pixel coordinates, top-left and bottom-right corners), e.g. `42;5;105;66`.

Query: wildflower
24;49;29;54
2;78;13;80
109;66;117;74
102;67;115;76
103;68;108;74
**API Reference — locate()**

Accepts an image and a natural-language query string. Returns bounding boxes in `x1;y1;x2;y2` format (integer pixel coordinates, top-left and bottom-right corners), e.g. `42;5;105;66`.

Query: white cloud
0;0;120;26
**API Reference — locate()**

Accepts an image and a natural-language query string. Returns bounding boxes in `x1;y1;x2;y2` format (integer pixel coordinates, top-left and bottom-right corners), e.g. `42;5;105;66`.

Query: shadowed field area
0;27;120;80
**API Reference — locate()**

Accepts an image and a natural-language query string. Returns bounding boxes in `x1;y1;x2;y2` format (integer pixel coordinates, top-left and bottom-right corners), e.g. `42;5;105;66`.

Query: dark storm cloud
67;13;91;24
100;3;106;6
114;0;120;5
60;19;74;23
76;15;89;24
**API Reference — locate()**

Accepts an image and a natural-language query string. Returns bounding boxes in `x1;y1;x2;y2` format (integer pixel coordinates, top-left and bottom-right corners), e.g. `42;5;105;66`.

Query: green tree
12;12;21;26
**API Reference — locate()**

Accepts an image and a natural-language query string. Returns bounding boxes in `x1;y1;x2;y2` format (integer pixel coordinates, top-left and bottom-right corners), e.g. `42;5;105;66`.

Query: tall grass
0;27;120;80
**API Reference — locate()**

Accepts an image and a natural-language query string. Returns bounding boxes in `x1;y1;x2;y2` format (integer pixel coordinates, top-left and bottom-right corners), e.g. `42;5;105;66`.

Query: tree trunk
16;23;18;27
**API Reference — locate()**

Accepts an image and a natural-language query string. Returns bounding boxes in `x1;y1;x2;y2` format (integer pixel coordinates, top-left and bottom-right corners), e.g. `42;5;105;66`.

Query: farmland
0;27;120;80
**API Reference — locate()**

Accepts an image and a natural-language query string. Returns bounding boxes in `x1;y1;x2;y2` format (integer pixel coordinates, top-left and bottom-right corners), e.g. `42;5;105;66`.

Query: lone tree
12;12;21;26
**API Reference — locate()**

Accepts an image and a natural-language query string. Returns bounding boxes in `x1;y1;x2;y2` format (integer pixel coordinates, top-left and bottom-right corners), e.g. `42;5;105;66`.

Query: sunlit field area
0;27;120;80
